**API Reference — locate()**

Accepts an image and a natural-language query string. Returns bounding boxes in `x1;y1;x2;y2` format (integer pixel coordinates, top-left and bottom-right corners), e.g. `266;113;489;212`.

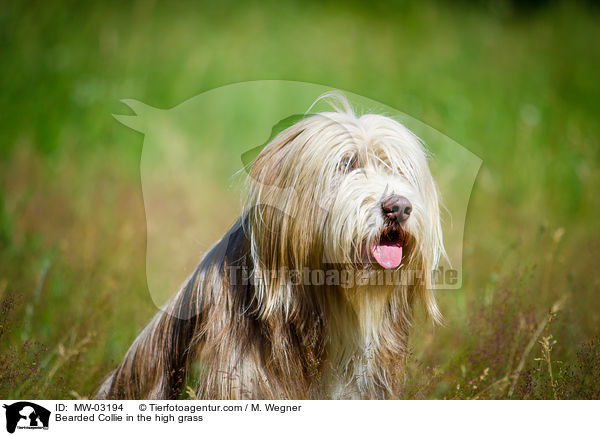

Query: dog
97;94;445;400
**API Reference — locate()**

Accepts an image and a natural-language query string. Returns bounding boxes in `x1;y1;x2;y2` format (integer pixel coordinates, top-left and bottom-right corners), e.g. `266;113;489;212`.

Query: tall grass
0;0;599;398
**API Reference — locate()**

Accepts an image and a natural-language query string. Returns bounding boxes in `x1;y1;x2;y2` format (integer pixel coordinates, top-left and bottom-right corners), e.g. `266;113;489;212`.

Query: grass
1;0;599;399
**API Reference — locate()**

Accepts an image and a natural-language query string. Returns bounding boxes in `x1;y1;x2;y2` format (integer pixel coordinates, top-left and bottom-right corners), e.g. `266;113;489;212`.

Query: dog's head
245;95;444;320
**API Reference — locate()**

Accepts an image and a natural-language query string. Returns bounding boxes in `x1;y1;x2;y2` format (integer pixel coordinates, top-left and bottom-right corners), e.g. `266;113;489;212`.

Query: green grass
1;0;599;399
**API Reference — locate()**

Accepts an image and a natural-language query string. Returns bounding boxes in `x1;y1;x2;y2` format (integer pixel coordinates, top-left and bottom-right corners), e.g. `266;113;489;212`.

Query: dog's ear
247;129;305;188
421;174;445;325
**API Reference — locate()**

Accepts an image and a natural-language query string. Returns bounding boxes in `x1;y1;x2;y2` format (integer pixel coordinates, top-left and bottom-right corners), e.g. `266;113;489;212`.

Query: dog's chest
322;286;393;399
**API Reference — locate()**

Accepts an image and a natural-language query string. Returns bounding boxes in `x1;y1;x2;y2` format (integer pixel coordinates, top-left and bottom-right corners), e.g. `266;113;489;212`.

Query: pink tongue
371;244;403;269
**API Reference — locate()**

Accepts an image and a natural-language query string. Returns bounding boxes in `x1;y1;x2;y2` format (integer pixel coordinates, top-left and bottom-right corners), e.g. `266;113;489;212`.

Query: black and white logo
2;402;50;433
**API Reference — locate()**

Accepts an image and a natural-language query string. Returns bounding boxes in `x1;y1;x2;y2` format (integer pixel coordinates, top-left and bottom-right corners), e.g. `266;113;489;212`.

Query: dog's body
98;95;444;400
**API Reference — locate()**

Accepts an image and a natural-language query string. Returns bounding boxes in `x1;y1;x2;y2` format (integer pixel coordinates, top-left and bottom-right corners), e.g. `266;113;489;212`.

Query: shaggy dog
97;95;444;400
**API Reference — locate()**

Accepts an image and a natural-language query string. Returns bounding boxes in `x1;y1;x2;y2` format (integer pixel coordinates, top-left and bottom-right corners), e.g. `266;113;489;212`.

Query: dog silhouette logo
2;402;50;433
112;81;481;313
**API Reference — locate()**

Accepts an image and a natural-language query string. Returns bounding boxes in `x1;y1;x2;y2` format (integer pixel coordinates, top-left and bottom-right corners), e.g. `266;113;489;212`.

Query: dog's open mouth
370;225;406;269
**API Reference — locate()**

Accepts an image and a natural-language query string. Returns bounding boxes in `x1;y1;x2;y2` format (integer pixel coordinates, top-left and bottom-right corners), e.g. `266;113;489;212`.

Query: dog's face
246;104;444;315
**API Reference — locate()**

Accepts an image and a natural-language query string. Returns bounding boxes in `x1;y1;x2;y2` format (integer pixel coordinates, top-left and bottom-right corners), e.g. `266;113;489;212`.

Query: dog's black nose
382;195;412;223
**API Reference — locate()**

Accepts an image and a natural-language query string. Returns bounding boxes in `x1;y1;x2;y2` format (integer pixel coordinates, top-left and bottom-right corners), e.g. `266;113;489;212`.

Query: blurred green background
1;0;599;399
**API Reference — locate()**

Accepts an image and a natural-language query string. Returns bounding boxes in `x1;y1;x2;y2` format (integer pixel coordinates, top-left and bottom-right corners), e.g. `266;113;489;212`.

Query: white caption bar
0;400;596;435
